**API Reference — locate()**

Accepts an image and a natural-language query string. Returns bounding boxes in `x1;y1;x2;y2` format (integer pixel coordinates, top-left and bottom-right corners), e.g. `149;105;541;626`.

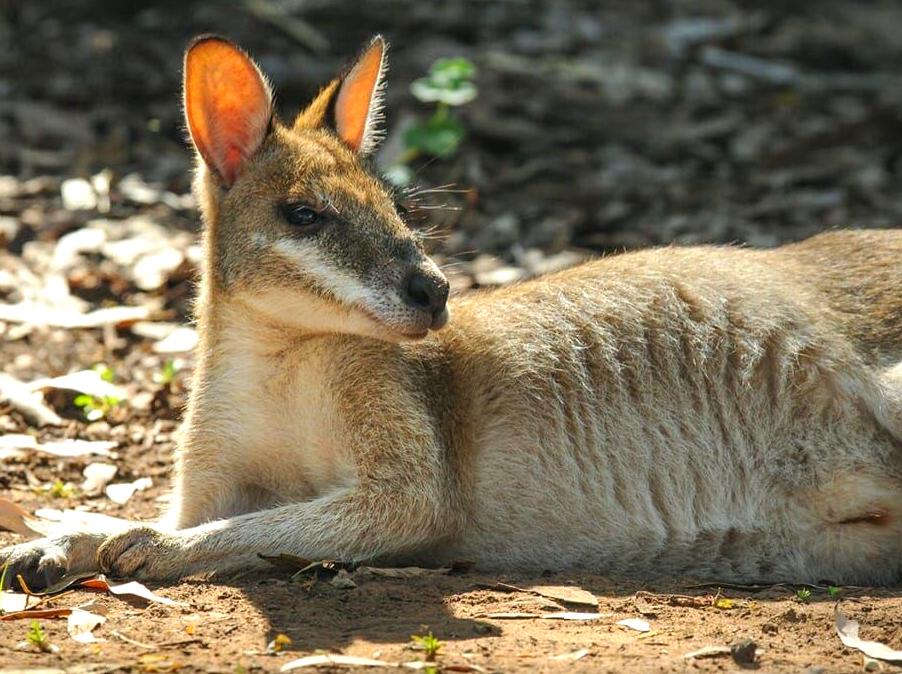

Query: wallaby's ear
295;36;387;155
183;36;273;187
334;36;387;154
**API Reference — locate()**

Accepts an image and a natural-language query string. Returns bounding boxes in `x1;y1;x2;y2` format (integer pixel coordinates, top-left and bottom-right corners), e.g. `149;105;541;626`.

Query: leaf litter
835;606;902;663
616;617;651;632
66;606;107;643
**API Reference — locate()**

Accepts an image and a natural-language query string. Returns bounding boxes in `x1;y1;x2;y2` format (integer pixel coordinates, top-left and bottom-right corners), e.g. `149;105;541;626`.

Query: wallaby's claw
97;527;181;580
0;540;69;592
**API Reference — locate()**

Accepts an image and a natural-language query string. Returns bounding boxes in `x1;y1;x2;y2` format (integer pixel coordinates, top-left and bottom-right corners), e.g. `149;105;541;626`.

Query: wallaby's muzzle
403;269;450;330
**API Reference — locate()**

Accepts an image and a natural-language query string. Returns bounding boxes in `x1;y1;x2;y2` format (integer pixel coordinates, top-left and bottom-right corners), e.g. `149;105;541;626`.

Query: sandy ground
1;420;901;673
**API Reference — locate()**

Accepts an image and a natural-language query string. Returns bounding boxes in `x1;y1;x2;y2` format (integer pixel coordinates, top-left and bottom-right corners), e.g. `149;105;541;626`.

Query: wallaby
3;35;902;589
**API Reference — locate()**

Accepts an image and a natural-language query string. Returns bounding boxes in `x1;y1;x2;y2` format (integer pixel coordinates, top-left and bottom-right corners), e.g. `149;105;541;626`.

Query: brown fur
3;37;902;589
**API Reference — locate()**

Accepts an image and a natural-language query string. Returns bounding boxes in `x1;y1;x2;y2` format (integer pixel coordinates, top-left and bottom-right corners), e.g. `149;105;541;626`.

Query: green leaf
410;57;477;106
93;363;115;383
404;116;465;157
430;57;475;83
411;78;477;106
74;394;94;408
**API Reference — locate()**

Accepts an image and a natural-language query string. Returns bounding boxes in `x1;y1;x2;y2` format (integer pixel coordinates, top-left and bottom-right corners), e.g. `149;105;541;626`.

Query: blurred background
3;0;902;315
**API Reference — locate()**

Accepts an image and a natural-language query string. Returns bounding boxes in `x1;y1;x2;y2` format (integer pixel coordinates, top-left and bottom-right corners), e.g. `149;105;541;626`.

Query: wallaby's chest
210;340;357;501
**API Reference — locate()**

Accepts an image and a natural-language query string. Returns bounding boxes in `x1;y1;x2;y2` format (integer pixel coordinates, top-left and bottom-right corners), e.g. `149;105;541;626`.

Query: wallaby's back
777;229;902;367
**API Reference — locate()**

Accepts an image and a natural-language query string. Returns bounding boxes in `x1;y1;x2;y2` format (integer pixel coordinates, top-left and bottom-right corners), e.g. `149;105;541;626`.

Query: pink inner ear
334;37;386;153
184;38;273;186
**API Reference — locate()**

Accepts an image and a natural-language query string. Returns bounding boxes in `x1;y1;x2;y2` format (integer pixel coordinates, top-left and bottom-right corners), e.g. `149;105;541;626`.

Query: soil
2;0;902;672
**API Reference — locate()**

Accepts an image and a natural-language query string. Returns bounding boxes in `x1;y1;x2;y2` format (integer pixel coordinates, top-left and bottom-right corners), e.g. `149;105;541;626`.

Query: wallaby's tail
780;229;902;367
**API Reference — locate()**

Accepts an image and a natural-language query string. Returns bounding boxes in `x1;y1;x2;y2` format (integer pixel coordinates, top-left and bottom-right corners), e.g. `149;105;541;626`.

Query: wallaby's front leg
0;442;247;589
96;486;453;580
0;528;130;590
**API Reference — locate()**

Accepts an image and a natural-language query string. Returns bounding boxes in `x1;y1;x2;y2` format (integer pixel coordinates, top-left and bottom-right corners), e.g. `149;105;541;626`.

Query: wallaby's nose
403;271;449;315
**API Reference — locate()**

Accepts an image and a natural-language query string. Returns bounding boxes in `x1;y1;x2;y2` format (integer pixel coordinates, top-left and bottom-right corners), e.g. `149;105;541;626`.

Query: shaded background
3;0;902;293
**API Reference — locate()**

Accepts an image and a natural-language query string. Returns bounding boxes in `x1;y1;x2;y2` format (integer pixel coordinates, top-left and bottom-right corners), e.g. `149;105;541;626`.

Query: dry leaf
0;302;151;328
31;369;125;400
617;618;651;632
67;608;107;643
0;498;42;538
551;648;589;661
267;633;292;654
541;611;604;621
0;434;115;458
134;249;184;291
483;611;605;621
81;577;186;607
836;607;902;663
356;566;452;579
527;585;598;607
105;477;153;504
683;645;731;659
281;654;397;670
153;326;198;354
0;607;73;621
38;439;117;458
0;592;37;613
81;463;119;495
0;373;62;426
31;508;134;536
61;177;98;211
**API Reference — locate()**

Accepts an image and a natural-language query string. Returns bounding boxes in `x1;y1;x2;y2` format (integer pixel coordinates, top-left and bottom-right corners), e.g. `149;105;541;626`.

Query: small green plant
411;630;442;662
47;478;76;499
74;394;122;421
795;588;811;602
26;620;53;652
388;57;477;185
94;363;115;382
827;585;841;599
153;358;179;386
74;363;122;420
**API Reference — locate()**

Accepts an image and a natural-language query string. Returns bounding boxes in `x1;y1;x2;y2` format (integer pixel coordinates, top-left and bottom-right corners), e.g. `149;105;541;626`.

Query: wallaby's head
183;35;449;341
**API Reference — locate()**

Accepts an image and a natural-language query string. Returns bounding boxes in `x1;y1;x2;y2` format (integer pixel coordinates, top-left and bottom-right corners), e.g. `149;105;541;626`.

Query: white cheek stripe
271;237;378;307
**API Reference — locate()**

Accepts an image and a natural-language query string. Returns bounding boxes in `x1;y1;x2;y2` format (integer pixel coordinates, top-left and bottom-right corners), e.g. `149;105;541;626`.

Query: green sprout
153;358;179;386
73;363;122;420
827;585;841;599
411;630;442;661
388;57;477;185
0;561;9;595
795;588;811;602
26;620;53;652
47;478;76;499
93;363;115;382
74;393;122;421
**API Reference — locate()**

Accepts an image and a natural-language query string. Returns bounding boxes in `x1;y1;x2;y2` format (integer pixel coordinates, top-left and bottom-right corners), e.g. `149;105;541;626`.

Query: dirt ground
3;0;902;672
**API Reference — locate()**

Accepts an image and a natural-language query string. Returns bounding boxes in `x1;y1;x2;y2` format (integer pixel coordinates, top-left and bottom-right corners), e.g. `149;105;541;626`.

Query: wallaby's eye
281;204;321;231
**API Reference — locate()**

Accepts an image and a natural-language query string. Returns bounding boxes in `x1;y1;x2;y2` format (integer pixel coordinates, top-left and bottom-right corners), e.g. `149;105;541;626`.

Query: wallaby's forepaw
1;538;78;591
97;527;184;580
